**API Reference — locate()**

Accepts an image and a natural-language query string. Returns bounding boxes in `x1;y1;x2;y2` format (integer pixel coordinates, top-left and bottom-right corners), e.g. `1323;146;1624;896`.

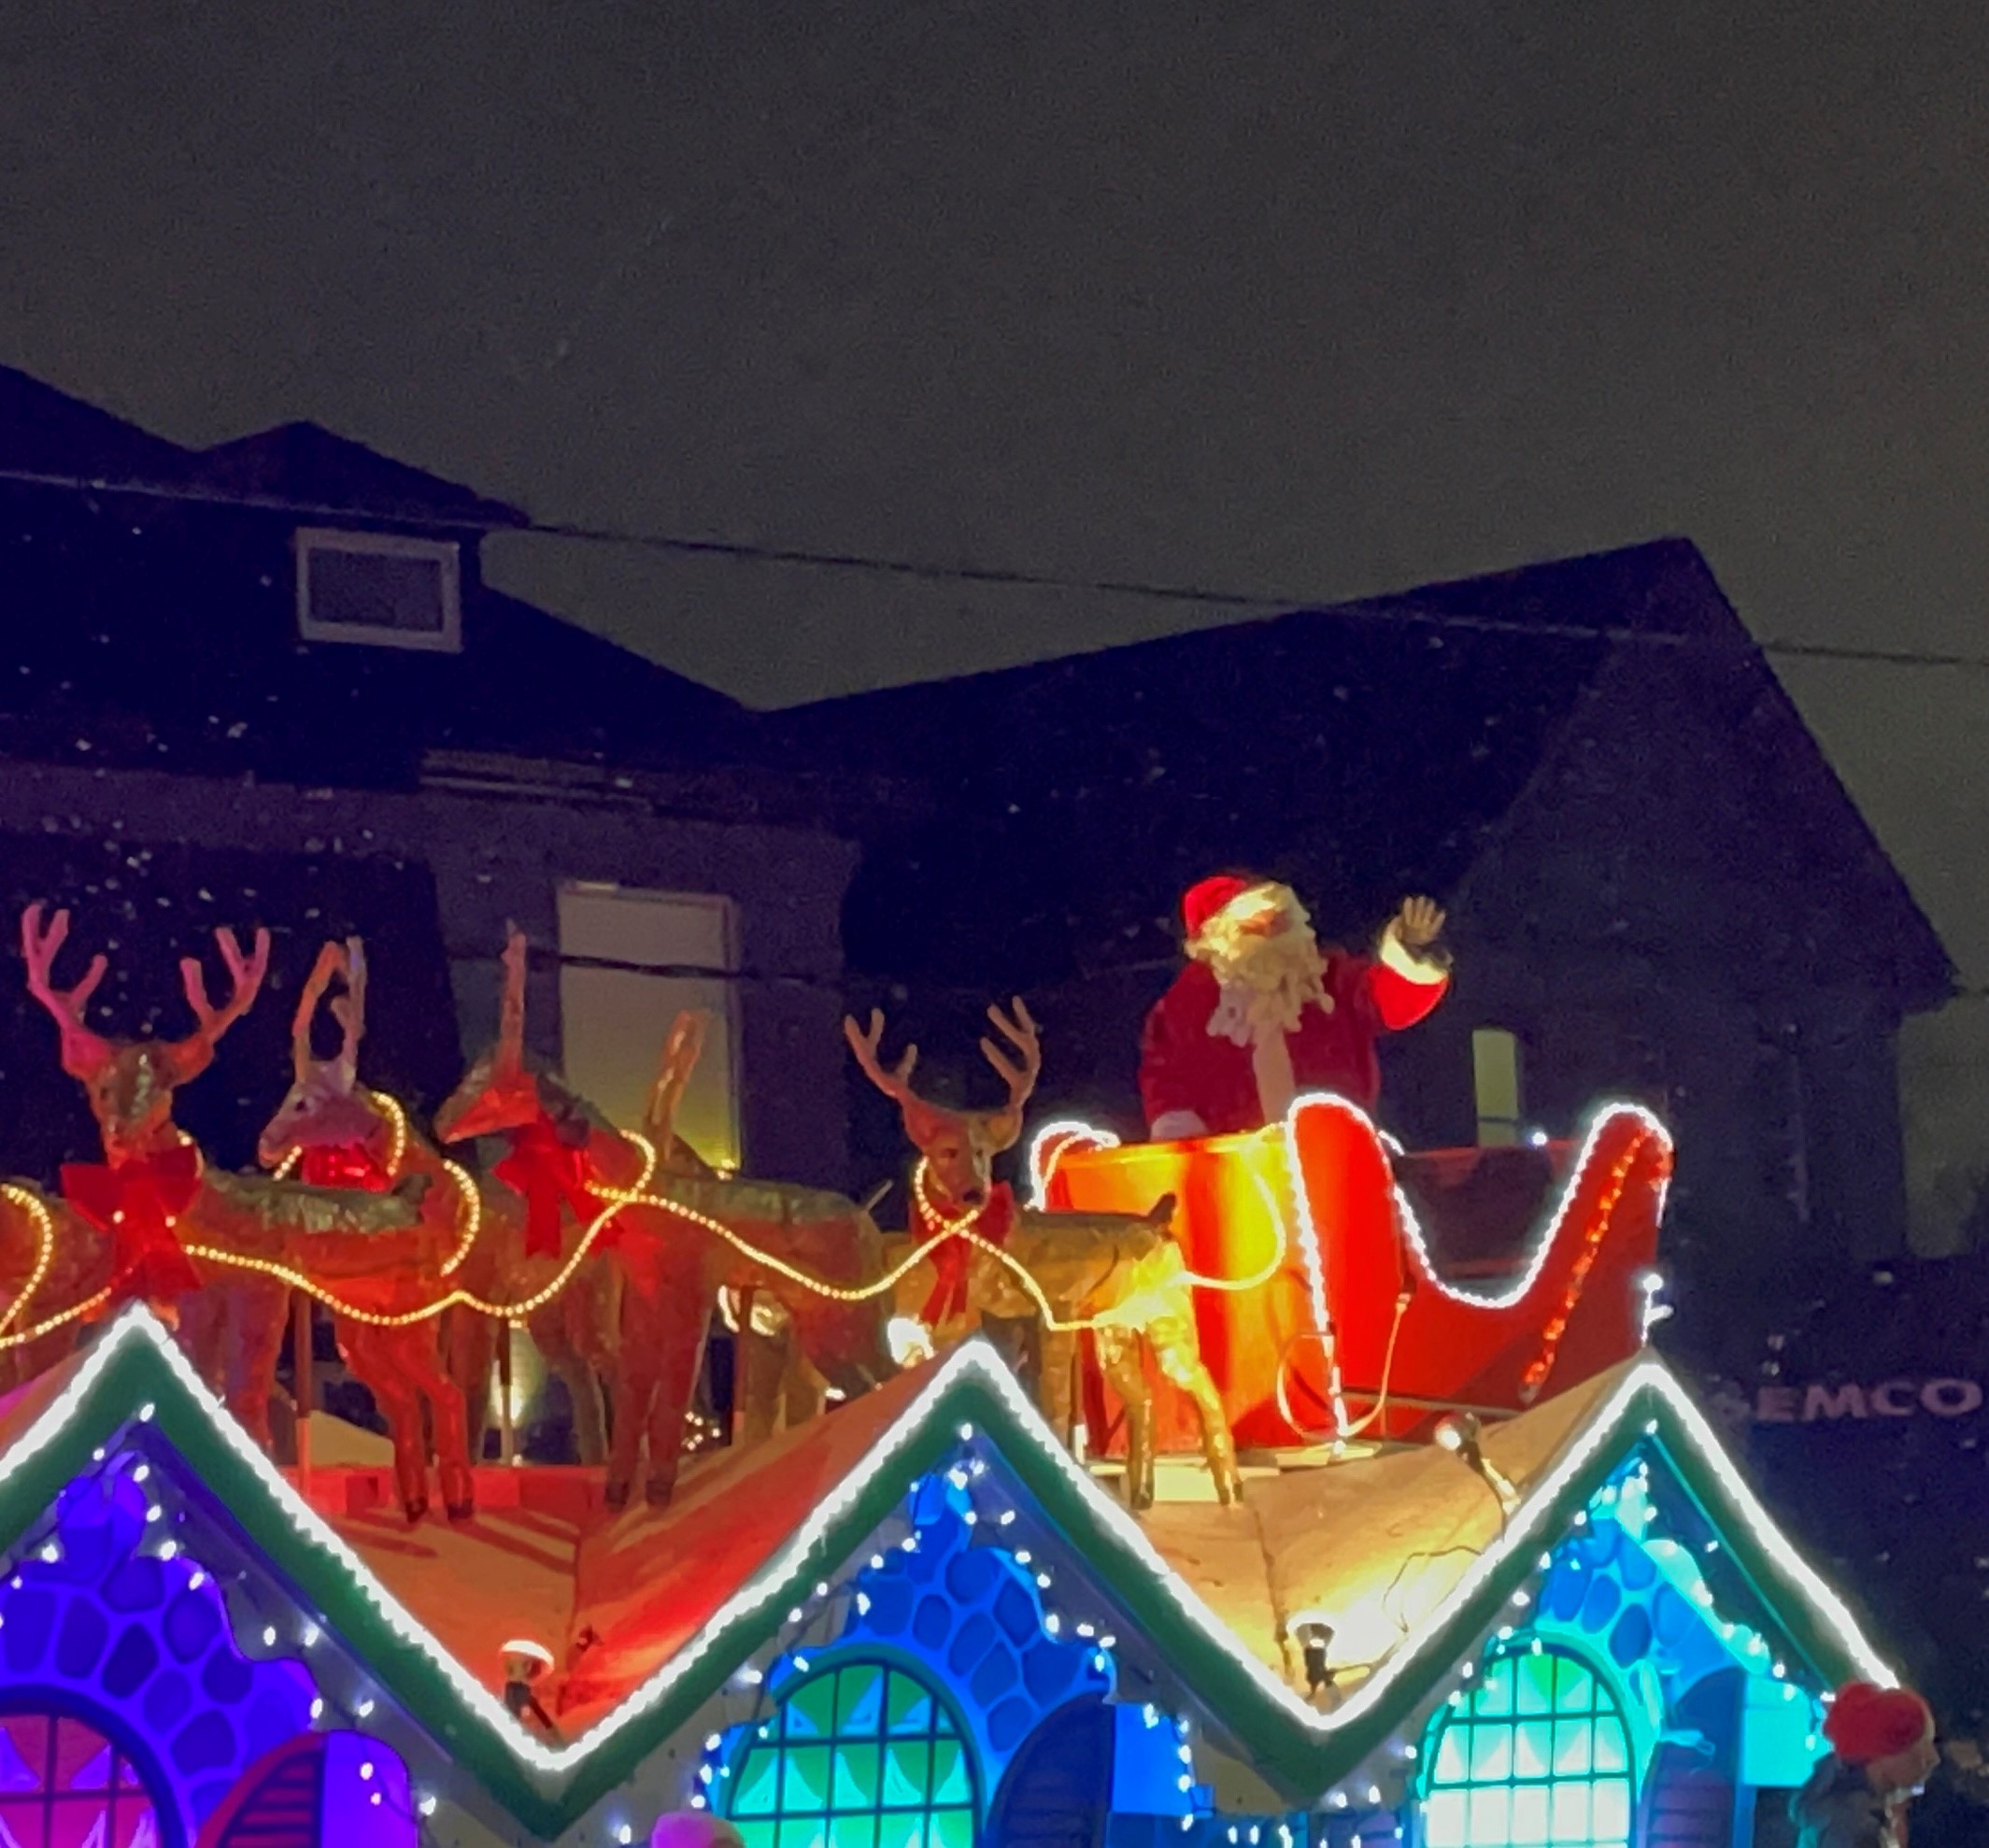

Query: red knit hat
1824;1683;1932;1764
1182;874;1260;942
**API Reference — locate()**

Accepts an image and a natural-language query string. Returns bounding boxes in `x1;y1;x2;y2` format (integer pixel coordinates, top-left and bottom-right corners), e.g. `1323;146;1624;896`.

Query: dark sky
5;3;1987;1230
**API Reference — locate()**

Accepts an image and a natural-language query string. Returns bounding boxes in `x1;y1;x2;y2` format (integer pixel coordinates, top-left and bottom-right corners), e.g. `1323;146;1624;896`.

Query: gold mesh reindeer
847;1001;1242;1509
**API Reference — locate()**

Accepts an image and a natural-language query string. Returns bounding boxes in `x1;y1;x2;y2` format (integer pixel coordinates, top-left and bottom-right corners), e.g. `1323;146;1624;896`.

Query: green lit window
1422;1646;1634;1848
725;1661;977;1848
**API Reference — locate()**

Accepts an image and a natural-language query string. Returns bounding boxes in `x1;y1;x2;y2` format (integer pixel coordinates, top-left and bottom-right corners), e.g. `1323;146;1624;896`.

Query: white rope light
0;1299;1888;1797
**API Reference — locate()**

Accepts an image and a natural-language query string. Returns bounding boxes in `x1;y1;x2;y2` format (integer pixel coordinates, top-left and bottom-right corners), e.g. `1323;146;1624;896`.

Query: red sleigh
1033;1094;1673;1452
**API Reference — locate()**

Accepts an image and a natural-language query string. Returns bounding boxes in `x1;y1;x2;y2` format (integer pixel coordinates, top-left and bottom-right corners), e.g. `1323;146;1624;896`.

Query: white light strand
1;1300;1885;1797
1287;1094;1673;1314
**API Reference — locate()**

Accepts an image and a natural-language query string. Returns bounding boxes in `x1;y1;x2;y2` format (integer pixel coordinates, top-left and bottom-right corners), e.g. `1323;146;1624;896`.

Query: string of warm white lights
0;1183;59;1339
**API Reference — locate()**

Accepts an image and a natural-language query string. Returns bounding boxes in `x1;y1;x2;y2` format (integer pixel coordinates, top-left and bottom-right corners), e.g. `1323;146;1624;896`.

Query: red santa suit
1140;877;1449;1136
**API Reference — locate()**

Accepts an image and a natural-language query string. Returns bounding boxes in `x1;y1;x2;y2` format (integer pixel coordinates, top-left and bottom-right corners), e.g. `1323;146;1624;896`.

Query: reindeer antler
21;903;113;1077
980;997;1041;1112
980;997;1041;1149
291;937;365;1087
178;926;270;1053
336;938;367;1066
645;1009;710;1140
844;1008;923;1104
496;925;528;1075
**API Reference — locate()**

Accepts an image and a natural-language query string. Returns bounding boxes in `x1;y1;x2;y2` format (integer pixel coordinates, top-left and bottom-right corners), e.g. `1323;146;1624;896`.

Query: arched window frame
718;1648;984;1848
1417;1638;1640;1848
0;1687;187;1848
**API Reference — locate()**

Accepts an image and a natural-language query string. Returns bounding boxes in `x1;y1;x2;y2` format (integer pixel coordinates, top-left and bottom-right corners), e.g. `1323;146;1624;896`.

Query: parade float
0;906;1894;1848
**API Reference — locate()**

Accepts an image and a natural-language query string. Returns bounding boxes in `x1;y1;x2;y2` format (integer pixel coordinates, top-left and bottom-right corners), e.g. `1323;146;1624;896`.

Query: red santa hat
1182;874;1263;942
1823;1682;1932;1764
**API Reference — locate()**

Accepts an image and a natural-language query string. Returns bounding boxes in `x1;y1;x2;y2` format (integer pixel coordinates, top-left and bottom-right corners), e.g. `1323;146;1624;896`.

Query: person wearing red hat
1138;874;1449;1138
1793;1681;1938;1848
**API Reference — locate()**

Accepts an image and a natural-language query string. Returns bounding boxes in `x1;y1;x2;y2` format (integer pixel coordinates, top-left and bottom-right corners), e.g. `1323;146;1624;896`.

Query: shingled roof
0;371;754;785
0;365;192;481
192;421;530;530
778;540;1950;1008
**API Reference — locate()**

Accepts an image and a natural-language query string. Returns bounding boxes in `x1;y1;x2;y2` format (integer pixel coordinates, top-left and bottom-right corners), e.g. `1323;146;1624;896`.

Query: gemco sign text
1753;1377;1984;1423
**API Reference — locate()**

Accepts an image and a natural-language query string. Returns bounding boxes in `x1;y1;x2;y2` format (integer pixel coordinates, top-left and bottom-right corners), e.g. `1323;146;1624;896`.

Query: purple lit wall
0;1452;320;1844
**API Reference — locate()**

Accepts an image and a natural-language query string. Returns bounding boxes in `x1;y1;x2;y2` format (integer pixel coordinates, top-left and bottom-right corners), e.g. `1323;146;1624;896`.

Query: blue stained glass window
726;1663;978;1848
1422;1648;1634;1848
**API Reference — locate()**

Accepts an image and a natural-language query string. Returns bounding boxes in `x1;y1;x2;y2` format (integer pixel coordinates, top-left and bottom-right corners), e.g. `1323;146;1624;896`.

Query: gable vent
295;527;462;653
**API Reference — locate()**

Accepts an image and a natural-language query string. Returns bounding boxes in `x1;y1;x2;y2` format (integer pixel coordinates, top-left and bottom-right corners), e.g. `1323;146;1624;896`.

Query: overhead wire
4;462;1989;674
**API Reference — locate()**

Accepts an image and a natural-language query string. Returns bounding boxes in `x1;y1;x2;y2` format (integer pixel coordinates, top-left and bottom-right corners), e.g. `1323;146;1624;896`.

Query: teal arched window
724;1661;978;1848
1421;1645;1634;1848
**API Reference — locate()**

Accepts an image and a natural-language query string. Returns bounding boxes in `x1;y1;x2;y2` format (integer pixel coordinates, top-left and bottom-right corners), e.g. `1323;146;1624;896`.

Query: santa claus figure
1140;875;1449;1138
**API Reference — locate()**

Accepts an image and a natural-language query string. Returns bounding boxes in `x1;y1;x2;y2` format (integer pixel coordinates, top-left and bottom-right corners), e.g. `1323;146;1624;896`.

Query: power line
8;460;1989;675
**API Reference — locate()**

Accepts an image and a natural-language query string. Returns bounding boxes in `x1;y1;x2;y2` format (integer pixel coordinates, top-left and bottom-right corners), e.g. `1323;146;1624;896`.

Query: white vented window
556;884;741;1170
296;528;462;652
1473;1027;1525;1146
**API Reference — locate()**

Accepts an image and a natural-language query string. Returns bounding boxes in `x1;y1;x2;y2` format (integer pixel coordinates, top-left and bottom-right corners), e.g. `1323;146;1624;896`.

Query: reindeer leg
644;1295;712;1508
786;1344;828;1431
446;1305;498;1464
401;1322;476;1522
1096;1329;1155;1510
1149;1306;1242;1507
178;1288;228;1403
342;1320;431;1524
734;1320;785;1448
560;1271;613;1465
1038;1326;1078;1451
225;1276;290;1454
605;1253;689;1508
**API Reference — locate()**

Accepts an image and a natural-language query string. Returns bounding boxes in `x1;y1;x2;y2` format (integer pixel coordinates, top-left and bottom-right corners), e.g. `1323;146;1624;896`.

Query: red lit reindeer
433;931;896;1509
19;907;448;1480
846;1002;1242;1509
257;939;619;1473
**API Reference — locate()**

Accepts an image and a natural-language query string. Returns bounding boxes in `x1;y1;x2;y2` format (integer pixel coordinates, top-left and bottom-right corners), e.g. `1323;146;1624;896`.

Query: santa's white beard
1199;923;1330;1046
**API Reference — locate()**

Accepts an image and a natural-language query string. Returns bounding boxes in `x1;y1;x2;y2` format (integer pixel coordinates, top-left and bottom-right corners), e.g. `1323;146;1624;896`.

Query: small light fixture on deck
1432;1412;1519;1523
1286;1609;1337;1699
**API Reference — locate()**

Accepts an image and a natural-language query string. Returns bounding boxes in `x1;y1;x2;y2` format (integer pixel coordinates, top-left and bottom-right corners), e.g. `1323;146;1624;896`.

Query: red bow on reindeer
912;1181;1016;1327
495;1112;621;1258
60;1144;204;1306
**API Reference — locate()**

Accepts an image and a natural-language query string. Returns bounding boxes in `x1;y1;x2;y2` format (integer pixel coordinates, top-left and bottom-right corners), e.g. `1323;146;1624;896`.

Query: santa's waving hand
1140;876;1449;1140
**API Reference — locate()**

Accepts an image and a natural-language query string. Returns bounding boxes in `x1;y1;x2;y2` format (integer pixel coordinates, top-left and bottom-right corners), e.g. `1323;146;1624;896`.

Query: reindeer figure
434;930;896;1509
258;938;619;1471
248;940;492;1521
847;1002;1242;1509
21;905;432;1453
643;1010;895;1453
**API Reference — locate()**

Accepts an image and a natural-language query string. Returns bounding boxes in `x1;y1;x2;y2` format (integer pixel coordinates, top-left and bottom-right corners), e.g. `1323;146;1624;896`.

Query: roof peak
193;419;529;530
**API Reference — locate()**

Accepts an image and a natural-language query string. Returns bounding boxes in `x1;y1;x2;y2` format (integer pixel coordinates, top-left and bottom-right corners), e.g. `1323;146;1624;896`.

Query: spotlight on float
1432;1412;1519;1521
888;1317;935;1367
1286;1608;1337;1699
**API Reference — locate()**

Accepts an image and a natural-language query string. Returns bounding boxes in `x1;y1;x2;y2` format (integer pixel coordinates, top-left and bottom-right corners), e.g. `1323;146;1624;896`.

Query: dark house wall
0;388;863;1190
0;759;858;1187
786;542;1952;1278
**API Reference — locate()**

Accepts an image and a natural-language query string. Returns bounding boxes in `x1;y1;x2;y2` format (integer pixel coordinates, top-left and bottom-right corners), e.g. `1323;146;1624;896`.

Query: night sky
5;4;1986;1234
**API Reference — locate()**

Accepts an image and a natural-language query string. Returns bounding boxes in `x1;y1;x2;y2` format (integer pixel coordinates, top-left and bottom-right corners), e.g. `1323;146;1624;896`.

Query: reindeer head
433;928;546;1144
845;999;1041;1211
256;938;388;1168
22;903;270;1165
